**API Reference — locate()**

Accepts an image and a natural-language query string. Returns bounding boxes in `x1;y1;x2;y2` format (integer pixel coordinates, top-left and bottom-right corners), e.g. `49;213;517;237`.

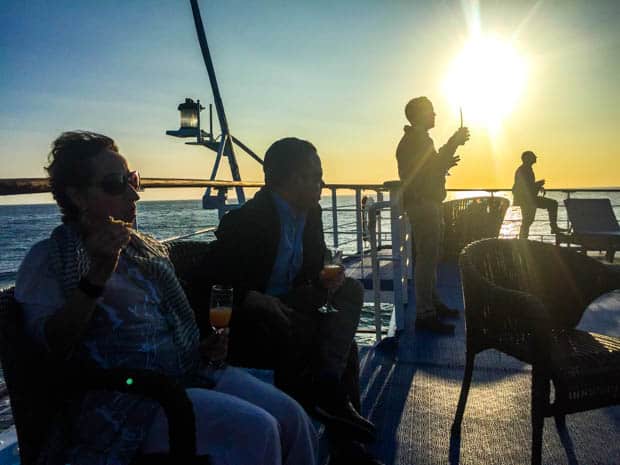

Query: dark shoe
415;315;455;335
312;400;377;443
436;302;460;319
550;225;568;234
329;441;384;465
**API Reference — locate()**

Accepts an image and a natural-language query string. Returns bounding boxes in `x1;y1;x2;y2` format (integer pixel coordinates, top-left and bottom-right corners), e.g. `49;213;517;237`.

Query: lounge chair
442;196;509;261
453;238;620;465
0;240;213;465
556;198;620;262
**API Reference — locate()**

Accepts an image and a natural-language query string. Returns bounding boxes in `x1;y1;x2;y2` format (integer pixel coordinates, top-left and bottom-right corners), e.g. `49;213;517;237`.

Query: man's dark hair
405;96;432;124
263;137;318;188
45;131;118;223
521;150;536;163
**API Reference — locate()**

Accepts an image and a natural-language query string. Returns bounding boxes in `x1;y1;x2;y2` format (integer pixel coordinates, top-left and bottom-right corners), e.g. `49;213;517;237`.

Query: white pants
141;366;318;465
407;200;443;319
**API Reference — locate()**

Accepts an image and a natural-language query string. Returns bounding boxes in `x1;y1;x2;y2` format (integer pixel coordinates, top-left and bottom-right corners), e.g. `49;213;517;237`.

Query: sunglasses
98;170;140;195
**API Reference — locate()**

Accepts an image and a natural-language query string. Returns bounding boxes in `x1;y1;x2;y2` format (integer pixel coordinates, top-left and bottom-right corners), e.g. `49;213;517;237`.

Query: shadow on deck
357;263;620;465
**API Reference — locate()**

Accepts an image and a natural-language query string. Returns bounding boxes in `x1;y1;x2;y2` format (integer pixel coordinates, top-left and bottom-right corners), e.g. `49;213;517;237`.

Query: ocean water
0;196;387;338
1;192;619;334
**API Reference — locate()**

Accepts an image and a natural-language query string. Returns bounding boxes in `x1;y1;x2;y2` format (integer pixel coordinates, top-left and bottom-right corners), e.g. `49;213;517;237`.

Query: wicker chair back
461;239;611;329
442;196;509;262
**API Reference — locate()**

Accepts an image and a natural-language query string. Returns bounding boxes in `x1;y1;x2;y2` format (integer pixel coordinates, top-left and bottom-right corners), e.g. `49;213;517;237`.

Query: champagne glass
210;285;233;333
317;248;344;314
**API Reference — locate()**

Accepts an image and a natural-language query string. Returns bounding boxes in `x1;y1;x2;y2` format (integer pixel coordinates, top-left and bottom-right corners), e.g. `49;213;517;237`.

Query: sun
442;37;527;132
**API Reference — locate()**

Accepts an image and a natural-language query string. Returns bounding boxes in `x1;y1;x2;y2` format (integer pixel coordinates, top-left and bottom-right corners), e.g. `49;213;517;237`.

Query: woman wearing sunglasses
14;131;317;465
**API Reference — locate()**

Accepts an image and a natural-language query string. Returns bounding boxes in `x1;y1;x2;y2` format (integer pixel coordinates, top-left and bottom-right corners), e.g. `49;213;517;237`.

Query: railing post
368;203;382;343
384;181;406;332
355;188;363;255
331;187;339;249
377;190;384;249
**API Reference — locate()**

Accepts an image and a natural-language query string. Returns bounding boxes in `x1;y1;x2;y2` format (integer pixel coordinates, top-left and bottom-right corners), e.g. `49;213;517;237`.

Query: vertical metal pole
190;0;231;138
331;187;339;248
403;213;411;306
209;104;213;137
369;205;382;343
204;136;226;203
377;190;384;249
190;0;246;205
388;183;405;331
226;137;246;203
355;188;363;255
196;99;202;143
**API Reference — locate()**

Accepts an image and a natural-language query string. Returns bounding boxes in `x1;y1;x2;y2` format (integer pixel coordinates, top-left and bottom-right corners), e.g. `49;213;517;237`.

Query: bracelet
78;277;105;299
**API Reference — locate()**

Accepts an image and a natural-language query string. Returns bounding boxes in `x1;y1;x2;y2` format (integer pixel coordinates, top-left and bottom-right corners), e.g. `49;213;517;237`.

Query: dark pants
519;196;560;239
227;278;363;411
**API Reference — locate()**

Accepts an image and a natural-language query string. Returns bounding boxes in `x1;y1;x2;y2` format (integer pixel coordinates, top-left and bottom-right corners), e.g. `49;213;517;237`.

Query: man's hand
243;291;293;335
319;266;345;291
447;155;461;170
199;328;228;364
82;215;132;286
451;127;470;146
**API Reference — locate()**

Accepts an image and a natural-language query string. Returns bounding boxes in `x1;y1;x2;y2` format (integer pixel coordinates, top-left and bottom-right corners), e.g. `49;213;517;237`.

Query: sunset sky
1;0;619;204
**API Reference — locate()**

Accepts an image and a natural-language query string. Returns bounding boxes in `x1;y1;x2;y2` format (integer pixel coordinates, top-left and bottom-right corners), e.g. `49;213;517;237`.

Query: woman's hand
82;216;132;285
199;328;229;365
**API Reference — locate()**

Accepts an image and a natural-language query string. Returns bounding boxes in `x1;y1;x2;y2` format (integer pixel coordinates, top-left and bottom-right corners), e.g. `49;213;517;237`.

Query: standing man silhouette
512;150;566;239
396;97;470;334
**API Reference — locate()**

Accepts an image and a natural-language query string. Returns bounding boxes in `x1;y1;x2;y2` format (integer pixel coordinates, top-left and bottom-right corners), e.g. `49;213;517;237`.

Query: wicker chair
442;196;509;262
452;238;620;465
0;239;213;465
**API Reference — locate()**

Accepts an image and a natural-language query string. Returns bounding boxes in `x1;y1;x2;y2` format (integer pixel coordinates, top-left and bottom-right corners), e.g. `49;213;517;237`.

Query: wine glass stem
326;289;334;310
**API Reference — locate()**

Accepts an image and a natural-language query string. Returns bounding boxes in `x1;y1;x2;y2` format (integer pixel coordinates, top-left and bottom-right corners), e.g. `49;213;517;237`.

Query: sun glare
443;37;527;132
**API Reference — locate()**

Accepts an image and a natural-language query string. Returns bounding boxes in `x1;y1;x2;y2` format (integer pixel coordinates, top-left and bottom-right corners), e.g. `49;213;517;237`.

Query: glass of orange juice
318;248;344;314
209;285;233;332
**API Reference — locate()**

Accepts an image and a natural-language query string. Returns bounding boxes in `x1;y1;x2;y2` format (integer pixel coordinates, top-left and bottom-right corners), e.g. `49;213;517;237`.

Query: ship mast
167;0;263;216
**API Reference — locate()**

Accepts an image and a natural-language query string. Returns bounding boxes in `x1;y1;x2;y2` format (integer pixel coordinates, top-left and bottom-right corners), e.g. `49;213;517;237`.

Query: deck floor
357;264;620;465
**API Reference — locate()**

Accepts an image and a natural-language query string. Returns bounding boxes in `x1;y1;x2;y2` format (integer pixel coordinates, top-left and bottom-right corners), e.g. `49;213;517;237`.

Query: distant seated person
198;137;382;465
15;131;317;465
512;150;566;239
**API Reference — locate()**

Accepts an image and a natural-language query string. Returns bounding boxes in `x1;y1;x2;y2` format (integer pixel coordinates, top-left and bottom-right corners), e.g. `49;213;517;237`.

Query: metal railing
1;180;618;345
162;227;216;243
357;186;620;343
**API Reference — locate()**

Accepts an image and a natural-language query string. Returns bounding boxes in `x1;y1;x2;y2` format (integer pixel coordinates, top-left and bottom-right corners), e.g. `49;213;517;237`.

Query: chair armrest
75;367;197;461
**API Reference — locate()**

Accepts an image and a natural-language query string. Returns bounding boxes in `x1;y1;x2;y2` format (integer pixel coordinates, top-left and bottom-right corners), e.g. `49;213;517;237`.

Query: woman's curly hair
45;131;118;223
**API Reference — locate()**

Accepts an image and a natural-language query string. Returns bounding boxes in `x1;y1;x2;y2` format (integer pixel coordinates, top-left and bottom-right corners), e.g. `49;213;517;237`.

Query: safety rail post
368;200;390;342
355;188;363;254
384;181;406;331
368;203;381;342
377;190;384;249
331;187;339;248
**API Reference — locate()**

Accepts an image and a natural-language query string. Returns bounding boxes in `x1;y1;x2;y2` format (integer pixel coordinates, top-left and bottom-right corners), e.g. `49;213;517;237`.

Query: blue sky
2;0;620;204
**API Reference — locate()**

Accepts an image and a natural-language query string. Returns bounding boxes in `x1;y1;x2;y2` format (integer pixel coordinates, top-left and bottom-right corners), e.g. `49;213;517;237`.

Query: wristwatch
78;277;105;299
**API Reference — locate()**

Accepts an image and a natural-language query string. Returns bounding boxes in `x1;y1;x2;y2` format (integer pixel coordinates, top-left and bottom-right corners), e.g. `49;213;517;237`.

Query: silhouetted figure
512;150;565;239
361;195;377;242
396;96;469;335
201;138;383;465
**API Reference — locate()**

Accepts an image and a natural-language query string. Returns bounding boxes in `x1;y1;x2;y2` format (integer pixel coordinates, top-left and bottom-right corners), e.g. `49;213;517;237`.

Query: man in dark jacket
199;137;382;464
512;150;565;239
396;96;469;334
